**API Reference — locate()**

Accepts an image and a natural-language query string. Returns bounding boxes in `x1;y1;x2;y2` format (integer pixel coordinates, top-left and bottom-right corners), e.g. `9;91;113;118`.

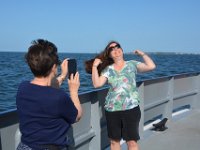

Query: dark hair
85;41;121;75
25;39;59;77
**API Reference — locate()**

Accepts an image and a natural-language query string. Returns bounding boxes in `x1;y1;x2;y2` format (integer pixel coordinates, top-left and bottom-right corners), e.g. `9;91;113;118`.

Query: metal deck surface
118;109;200;150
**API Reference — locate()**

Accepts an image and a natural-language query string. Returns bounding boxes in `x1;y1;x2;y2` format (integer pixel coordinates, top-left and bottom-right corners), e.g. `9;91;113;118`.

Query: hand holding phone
68;59;77;79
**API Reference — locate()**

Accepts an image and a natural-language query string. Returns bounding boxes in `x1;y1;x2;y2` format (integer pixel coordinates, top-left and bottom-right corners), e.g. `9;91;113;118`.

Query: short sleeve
130;60;141;74
101;66;109;78
131;60;141;66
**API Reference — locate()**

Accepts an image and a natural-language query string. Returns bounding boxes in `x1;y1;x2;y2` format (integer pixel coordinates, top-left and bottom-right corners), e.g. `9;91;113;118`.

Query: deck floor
139;109;200;150
107;109;200;150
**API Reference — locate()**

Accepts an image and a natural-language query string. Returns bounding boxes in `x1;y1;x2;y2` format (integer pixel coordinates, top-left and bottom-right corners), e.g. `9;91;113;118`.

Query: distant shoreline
0;51;199;55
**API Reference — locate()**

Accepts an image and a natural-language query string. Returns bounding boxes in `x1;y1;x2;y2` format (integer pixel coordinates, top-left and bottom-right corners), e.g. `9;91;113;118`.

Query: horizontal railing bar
144;98;170;111
0;110;18;128
173;90;198;100
73;129;95;147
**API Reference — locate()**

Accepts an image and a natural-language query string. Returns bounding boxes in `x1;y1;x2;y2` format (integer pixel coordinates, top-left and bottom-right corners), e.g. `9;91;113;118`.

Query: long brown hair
85;41;120;75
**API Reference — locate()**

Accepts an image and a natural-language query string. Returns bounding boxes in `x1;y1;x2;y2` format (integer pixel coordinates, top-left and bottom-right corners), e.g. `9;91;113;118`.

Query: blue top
16;81;78;148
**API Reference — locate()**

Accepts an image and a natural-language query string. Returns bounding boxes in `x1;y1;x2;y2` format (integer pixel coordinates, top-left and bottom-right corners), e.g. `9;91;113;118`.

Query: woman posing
85;41;156;150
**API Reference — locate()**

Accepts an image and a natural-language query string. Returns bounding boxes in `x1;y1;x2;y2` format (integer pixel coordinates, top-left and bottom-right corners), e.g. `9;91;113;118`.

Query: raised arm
56;59;68;86
68;72;83;122
51;59;68;88
92;58;107;88
134;50;156;72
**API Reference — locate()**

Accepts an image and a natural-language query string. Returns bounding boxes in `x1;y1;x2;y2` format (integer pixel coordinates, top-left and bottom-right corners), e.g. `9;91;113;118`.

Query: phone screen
68;59;77;79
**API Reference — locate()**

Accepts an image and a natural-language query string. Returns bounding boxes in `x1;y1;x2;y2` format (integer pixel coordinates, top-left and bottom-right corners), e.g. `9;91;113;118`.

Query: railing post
15;128;21;149
89;88;109;150
0;132;2;150
164;76;174;120
137;81;144;139
89;92;101;150
194;73;200;109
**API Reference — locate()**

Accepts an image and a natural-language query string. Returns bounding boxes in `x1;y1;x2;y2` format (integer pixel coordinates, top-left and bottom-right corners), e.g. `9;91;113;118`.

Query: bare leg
126;140;139;150
110;139;121;150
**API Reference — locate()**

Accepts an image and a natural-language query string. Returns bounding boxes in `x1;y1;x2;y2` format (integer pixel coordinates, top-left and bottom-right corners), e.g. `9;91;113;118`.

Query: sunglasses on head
109;44;121;51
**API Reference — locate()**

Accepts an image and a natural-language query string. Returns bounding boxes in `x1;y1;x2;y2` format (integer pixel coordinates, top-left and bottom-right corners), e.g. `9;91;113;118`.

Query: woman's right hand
68;72;82;122
68;72;80;94
93;58;102;67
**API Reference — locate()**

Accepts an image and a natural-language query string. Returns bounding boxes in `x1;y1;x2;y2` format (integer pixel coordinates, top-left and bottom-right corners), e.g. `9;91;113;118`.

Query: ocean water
0;52;200;113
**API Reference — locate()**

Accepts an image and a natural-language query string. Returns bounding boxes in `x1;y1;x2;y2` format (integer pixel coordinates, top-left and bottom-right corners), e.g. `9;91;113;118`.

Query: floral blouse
101;60;141;112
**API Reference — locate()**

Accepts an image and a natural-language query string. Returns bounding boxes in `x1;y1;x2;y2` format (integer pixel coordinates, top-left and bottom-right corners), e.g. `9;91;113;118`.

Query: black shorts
105;106;141;141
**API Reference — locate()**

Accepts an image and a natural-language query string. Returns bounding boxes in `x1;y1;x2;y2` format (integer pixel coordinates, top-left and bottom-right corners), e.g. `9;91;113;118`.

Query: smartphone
68;59;77;79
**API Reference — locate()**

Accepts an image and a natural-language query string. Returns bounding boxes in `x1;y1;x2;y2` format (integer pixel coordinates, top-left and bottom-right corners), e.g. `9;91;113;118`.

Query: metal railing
0;72;199;150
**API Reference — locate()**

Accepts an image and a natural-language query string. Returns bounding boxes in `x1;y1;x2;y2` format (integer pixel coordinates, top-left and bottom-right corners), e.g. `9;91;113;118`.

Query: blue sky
0;0;199;53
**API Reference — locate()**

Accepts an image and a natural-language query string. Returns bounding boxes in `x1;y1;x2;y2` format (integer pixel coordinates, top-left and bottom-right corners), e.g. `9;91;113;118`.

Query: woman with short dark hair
16;39;82;150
